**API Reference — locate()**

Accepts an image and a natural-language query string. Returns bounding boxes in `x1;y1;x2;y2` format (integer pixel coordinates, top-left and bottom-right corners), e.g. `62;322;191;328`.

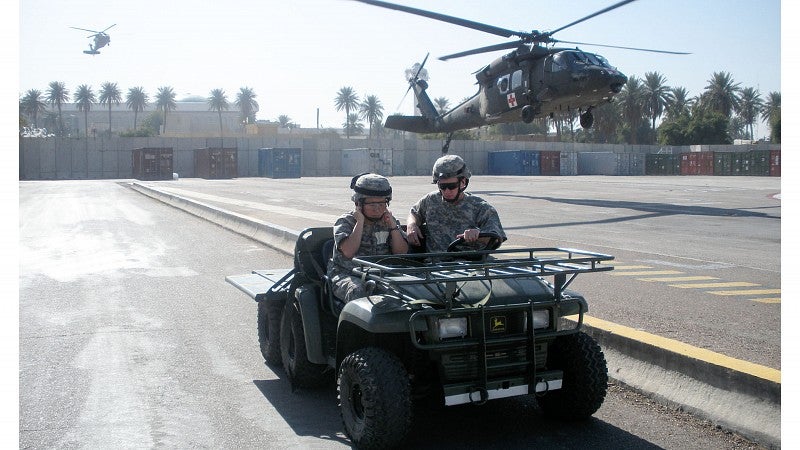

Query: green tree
343;112;364;136
208;88;229;145
433;97;450;115
235;87;259;126
761;91;780;142
736;87;763;140
617;75;646;144
98;82;122;137
359;94;384;138
591;101;623;143
334;86;359;138
73;84;96;138
664;86;693;120
155;86;177;135
642;71;672;139
277;115;295;128
125;86;149;130
46;81;69;135
20;89;47;128
699;71;741;118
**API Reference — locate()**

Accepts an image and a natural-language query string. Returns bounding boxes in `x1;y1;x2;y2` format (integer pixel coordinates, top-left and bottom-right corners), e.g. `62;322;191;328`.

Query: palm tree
760;91;780;141
98;82;122;137
125;86;149;130
73;85;96;138
617;75;646;144
155;86;177;135
208;88;229;146
699;71;741;118
642;71;671;137
235;87;259;127
20;89;47;128
46;81;69;135
736;87;763;140
277;115;294;128
334;86;359;138
433;97;450;115
359;94;384;138
664;86;693;120
344;113;364;136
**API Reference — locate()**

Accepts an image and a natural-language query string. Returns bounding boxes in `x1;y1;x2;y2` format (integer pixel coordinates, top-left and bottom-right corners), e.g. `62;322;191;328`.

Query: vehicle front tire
280;300;328;388
338;347;412;449
537;331;608;419
258;299;284;366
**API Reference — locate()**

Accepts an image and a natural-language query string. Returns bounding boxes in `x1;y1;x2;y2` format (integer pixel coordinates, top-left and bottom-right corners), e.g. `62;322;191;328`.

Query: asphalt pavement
129;174;781;447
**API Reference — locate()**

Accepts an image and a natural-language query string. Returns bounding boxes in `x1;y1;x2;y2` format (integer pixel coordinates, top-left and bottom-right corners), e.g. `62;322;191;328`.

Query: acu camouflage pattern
411;191;506;253
327;211;403;301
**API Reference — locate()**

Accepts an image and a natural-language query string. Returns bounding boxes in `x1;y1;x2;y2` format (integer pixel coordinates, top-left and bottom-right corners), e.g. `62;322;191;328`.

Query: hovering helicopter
70;24;116;55
355;0;687;138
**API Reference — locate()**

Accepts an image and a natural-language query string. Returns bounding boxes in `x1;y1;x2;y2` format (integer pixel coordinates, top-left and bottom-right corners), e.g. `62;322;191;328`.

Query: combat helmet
350;172;392;203
432;154;472;183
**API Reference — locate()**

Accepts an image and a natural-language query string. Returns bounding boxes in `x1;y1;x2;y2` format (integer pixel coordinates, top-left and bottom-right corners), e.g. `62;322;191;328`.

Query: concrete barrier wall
19;136;781;180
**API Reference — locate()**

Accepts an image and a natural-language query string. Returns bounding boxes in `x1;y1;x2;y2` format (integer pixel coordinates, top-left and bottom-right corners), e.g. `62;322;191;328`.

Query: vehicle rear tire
257;299;283;366
537;331;608;419
280;300;328;388
338;347;412;449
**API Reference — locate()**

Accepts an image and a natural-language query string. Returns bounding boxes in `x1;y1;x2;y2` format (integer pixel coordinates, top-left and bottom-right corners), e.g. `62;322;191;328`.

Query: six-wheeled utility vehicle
226;227;614;449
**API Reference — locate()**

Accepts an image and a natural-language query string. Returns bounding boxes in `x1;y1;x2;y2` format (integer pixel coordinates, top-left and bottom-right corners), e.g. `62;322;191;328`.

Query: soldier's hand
407;223;422;246
461;228;480;242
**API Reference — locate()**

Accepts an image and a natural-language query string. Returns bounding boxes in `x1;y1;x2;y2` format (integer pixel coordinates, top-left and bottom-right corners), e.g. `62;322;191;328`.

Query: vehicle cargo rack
352;247;614;303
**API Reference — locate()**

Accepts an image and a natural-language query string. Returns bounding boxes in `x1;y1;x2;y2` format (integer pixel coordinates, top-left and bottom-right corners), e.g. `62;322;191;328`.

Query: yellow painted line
638;276;718;282
709;289;781;296
612;265;653;270
753;298;781;304
669;282;760;289
610;270;684;276
574;315;781;383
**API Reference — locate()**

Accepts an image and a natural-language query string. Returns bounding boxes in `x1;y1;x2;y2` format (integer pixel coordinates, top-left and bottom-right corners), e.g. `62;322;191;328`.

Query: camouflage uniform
410;191;506;253
327;212;404;302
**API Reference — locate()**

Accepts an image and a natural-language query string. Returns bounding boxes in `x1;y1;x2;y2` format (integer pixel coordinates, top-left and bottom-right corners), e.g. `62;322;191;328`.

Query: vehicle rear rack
352;247;614;302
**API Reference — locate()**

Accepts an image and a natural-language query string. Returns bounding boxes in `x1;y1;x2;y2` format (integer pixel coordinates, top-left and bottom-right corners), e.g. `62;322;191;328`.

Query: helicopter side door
488;69;525;118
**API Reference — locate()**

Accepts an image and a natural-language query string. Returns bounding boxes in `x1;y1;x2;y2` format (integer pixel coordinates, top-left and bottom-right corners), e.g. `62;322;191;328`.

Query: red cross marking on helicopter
507;93;517;108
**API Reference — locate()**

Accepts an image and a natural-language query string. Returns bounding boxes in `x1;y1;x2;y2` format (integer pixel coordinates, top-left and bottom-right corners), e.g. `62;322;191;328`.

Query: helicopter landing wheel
580;110;594;129
521;105;535;123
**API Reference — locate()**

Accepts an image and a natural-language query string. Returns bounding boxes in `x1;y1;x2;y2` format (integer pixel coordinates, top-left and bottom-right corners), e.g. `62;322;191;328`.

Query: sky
16;0;782;138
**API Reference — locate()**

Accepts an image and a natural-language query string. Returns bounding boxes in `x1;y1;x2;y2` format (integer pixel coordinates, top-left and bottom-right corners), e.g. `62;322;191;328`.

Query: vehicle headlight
436;317;468;339
531;310;550;329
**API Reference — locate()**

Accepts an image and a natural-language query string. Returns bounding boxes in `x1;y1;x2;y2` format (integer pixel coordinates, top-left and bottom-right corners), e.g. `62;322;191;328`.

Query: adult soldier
327;173;408;302
406;154;507;253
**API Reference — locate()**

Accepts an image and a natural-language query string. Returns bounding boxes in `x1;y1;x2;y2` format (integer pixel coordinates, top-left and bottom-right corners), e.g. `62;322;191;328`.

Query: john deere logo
490;316;506;333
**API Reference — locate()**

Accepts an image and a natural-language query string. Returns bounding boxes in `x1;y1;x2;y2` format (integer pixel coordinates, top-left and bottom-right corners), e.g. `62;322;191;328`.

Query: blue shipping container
488;151;540;175
258;148;301;178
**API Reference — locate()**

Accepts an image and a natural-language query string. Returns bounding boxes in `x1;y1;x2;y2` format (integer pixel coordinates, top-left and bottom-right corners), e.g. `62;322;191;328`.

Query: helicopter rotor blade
413;52;430;79
101;24;117;33
439;41;523;61
547;0;638;36
353;0;523;39
70;26;100;33
555;39;690;55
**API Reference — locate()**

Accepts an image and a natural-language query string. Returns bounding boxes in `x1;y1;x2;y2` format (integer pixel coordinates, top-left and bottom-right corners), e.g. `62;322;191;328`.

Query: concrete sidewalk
129;180;781;448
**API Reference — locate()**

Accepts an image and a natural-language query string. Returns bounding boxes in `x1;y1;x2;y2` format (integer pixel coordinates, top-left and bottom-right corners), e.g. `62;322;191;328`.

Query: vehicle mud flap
258;288;287;366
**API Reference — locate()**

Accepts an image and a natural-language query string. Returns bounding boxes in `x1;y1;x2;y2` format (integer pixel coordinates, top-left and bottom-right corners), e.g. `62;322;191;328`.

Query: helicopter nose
605;70;627;94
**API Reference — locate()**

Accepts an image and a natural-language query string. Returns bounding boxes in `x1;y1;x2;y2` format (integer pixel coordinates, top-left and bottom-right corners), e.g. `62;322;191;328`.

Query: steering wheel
446;232;503;260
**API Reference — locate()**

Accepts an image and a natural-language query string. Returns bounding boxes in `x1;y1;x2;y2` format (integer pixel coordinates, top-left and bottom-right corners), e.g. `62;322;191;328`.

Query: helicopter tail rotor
397;53;430;112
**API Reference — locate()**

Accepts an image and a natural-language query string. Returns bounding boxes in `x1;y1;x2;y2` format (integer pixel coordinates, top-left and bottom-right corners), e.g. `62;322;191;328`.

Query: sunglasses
362;201;389;208
437;182;460;191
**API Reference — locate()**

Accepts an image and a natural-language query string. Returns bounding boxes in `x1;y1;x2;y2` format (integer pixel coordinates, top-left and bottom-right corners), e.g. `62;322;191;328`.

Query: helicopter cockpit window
511;70;523;90
497;76;510;94
551;52;570;72
595;54;612;68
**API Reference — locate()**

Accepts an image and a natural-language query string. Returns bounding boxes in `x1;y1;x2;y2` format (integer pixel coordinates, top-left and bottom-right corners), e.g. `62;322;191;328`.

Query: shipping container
749;150;771;176
577;152;616;175
539;151;561;175
132;147;173;180
645;154;679;175
342;148;393;176
488;150;540;175
559;152;578;176
194;147;237;179
770;150;781;177
732;151;751;176
713;152;733;176
617;153;645;175
258;148;301;178
679;152;712;175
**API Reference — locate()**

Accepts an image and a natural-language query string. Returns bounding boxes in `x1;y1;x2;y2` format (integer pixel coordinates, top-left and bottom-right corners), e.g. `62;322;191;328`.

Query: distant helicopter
355;0;688;140
70;24;116;55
